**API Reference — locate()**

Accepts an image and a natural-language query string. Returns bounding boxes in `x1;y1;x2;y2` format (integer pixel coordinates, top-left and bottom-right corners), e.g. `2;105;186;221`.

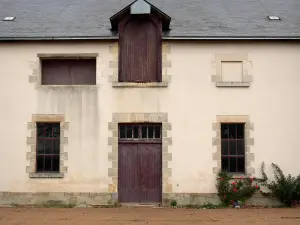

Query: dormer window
110;0;171;84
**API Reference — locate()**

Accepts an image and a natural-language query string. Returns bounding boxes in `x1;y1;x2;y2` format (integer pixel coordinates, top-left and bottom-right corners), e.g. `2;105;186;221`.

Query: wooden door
118;124;162;203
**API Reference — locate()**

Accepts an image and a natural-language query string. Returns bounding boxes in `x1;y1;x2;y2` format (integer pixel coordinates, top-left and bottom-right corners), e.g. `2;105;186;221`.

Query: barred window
36;123;60;172
221;123;245;173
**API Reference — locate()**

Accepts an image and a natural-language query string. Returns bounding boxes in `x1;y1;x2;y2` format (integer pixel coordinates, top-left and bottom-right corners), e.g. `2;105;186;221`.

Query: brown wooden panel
119;15;162;82
139;143;162;203
118;143;141;203
41;60;69;85
41;59;96;85
118;141;162;203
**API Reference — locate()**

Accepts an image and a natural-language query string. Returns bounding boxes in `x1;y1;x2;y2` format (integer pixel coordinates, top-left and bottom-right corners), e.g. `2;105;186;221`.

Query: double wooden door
118;124;162;203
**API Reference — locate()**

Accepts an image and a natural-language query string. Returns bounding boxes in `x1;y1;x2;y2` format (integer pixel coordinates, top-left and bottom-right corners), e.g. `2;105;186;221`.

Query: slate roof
0;0;299;40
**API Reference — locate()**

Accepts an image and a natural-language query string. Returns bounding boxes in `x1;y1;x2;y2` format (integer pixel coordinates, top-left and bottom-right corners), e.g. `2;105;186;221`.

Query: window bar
235;124;238;172
153;126;156;139
146;126;149;139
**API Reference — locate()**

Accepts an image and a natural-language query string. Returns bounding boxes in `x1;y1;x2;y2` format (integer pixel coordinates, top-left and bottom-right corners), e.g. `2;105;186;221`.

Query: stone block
108;75;118;82
212;137;220;146
27;137;36;145
163;153;172;161
108;152;118;161
163;137;172;145
108;122;117;130
109;61;118;68
61;122;69;130
108;168;118;177
246;138;254;146
29;75;38;83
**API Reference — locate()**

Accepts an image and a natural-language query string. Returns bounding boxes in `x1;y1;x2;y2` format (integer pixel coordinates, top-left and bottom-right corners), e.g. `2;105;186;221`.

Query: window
41;59;96;85
36;123;60;173
119;124;161;141
221;61;243;82
119;15;162;83
221;123;245;173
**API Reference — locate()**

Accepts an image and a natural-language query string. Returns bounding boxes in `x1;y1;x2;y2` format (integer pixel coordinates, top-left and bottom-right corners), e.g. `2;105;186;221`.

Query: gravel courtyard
0;207;299;225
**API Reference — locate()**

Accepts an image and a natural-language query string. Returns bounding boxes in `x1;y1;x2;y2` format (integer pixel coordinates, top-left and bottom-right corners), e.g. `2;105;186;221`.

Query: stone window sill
112;82;168;88
216;82;250;87
29;173;64;178
36;85;98;90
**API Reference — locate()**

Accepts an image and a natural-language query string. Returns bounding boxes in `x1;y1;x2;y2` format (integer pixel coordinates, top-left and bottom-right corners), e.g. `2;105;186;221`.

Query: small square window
221;61;243;82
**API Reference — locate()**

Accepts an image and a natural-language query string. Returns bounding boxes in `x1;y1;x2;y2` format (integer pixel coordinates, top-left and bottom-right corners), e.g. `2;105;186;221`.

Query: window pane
45;125;53;137
133;126;139;138
148;126;154;138
44;140;52;154
53;139;60;154
37;139;45;154
228;124;236;139
221;140;228;155
229;157;237;173
44;156;52;171
154;126;161;138
221;124;229;138
229;141;237;155
53;125;60;138
142;126;147;138
36;156;44;172
237;157;245;173
237;140;245;155
119;125;126;138
126;126;133;138
37;124;45;138
52;155;60;172
221;157;229;172
237;124;244;139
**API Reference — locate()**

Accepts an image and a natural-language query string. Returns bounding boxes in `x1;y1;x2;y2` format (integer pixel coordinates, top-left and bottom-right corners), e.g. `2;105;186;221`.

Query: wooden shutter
41;59;96;85
119;15;162;82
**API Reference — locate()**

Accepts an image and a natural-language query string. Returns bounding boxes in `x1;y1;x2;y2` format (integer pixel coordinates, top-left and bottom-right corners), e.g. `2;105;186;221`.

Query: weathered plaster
212;115;255;175
26;114;69;178
108;113;172;197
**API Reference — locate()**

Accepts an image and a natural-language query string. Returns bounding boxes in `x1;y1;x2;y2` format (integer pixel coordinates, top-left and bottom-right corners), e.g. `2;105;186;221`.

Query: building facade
0;0;299;205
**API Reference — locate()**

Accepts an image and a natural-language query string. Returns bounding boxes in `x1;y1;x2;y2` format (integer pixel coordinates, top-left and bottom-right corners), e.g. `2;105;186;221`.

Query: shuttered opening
119;15;162;82
41;59;96;85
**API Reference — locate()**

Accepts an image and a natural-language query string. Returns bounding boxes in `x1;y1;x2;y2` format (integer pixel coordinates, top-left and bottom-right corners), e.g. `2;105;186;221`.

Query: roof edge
0;36;299;41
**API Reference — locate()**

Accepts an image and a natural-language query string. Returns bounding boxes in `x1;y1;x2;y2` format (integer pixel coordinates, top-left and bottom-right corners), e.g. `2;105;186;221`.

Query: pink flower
233;188;237;192
255;185;260;189
231;181;237;185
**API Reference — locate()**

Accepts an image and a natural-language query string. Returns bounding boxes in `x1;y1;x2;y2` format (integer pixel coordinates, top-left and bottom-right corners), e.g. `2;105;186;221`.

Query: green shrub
260;162;300;207
170;200;177;207
216;170;259;206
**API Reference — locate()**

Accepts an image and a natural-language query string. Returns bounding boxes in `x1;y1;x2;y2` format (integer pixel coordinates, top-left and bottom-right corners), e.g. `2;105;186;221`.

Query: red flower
240;176;244;179
223;195;226;199
233;188;237;192
255;185;259;189
231;181;236;185
250;177;254;181
219;177;224;181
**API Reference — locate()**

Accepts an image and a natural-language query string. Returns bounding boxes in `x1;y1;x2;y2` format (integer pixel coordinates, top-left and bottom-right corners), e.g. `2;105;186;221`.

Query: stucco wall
0;41;300;196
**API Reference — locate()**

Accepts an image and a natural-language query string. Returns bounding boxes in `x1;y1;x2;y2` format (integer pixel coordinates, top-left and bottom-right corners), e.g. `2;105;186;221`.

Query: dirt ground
0;207;299;225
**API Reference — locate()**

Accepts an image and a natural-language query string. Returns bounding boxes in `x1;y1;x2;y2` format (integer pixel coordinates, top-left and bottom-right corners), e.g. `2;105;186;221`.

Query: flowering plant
216;170;260;206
